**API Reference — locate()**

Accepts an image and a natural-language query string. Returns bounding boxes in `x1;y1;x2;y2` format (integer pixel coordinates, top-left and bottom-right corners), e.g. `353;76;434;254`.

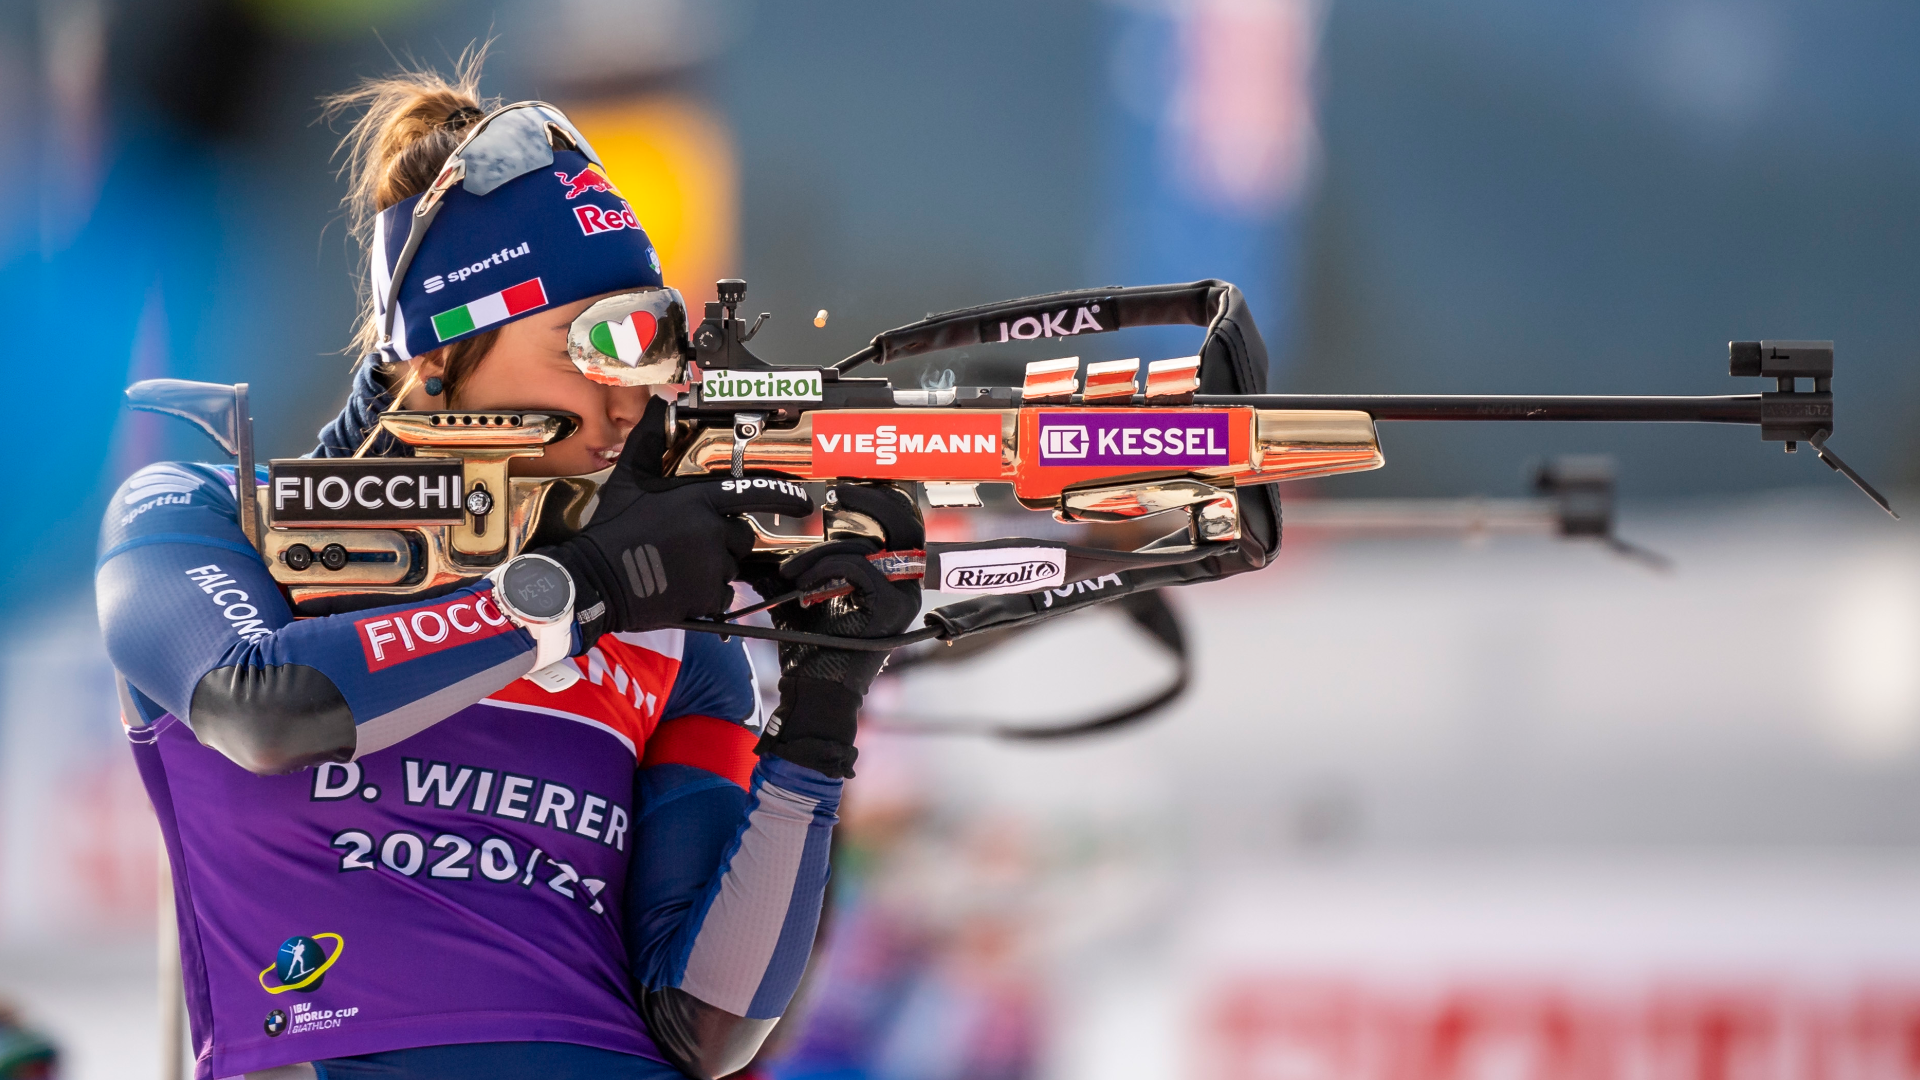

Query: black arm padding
188;663;356;775
639;986;779;1080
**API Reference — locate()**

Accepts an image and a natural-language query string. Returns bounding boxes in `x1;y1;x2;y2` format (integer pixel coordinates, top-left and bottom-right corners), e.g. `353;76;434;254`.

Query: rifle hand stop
1731;340;1896;518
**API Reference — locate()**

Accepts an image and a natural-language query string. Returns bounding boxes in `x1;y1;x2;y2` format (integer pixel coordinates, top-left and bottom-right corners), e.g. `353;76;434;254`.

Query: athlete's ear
404;352;449;407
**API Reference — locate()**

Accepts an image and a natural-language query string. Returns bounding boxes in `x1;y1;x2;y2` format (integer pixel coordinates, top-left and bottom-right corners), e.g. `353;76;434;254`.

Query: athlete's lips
592;445;621;464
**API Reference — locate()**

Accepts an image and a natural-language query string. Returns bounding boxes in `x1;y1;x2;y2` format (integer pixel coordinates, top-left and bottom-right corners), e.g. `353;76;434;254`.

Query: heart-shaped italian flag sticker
588;310;658;364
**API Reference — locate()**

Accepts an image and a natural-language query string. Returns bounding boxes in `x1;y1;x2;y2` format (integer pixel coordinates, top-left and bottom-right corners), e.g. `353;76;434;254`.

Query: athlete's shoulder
637;630;763;785
651;629;760;729
596;628;762;729
604;628;686;663
99;462;250;559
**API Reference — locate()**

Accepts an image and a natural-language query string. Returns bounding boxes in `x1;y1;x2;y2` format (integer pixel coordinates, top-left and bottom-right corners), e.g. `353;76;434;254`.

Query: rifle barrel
1192;394;1766;424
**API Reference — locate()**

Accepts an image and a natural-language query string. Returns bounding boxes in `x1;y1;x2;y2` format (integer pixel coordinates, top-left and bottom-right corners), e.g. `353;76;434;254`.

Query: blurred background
1;0;1918;1077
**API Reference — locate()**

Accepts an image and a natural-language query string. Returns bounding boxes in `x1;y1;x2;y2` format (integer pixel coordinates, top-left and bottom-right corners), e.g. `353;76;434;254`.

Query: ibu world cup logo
259;933;345;995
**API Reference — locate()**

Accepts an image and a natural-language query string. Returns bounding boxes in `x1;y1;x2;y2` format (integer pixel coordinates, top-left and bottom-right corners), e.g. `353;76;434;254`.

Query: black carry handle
835;278;1274;396
835;279;1229;371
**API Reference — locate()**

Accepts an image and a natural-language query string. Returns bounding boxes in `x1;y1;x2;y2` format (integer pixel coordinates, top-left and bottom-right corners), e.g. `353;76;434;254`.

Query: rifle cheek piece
124;384;602;617
263;412;601;614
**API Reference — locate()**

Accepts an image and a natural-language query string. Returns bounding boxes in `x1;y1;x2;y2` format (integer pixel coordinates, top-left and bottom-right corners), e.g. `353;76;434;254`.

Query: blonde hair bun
323;44;497;359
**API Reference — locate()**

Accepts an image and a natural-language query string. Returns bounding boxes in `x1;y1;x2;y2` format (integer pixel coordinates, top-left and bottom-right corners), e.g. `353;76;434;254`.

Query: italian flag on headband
430;278;548;342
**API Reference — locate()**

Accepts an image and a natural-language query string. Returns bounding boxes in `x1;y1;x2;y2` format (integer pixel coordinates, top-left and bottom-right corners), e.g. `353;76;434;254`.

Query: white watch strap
520;620;573;672
485;560;575;676
524;658;583;693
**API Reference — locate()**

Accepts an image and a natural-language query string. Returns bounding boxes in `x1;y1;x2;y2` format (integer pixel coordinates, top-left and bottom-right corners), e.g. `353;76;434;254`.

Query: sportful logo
992;302;1110;342
813;413;1002;477
123;472;196;505
720;477;810;499
119;465;199;525
622;544;668;599
121;490;191;526
423;242;531;293
185;564;273;641
936;546;1067;594
1035;412;1230;467
357;592;516;671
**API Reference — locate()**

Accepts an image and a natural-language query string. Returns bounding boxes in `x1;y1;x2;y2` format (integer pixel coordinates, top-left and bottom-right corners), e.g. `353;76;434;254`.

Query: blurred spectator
0;1001;57;1080
766;741;1046;1080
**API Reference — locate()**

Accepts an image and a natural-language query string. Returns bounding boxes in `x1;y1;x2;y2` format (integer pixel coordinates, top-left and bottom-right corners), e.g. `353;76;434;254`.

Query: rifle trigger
731;412;766;478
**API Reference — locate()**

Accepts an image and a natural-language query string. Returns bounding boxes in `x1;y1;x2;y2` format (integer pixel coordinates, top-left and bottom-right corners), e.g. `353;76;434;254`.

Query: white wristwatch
486;553;581;690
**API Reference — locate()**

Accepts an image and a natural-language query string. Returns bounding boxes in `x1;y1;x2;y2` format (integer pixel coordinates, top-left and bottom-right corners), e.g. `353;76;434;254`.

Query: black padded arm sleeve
637;986;779;1080
188;663;356;775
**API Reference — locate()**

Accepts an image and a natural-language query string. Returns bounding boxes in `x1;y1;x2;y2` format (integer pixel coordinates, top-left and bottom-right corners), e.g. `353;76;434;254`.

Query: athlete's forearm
627;754;841;1079
98;463;538;773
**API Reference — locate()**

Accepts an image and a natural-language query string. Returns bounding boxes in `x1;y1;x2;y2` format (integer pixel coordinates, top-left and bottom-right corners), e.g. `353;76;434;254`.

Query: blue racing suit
97;461;837;1080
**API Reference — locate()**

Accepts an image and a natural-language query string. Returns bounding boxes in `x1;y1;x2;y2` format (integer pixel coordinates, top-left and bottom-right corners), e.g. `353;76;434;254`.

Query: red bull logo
554;165;620;200
574;202;643;236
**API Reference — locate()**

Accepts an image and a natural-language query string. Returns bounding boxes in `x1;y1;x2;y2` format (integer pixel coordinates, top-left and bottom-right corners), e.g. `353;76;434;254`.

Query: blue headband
370;149;664;360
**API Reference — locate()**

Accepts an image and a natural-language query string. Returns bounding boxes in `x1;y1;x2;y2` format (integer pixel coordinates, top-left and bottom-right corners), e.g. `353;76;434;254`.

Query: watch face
500;556;571;622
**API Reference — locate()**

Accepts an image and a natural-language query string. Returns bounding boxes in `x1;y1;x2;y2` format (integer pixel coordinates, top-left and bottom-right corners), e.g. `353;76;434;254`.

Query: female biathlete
95;59;921;1080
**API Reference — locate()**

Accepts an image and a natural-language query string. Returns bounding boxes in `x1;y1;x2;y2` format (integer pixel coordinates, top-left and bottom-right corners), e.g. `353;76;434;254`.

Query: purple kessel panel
1034;412;1230;467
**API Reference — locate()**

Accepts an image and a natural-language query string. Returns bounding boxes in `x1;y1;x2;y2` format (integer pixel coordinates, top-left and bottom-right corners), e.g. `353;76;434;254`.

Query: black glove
537;397;813;645
755;482;924;779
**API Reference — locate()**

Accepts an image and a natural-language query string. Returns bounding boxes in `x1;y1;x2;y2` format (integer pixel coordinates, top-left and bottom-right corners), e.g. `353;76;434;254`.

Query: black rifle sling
876;589;1190;740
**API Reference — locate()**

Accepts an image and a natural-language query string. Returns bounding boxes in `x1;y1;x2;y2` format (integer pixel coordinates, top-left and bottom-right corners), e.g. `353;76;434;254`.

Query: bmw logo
264;1009;287;1037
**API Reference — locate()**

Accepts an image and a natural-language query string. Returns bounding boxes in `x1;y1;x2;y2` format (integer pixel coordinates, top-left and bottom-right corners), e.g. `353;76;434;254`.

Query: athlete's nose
604;383;651;438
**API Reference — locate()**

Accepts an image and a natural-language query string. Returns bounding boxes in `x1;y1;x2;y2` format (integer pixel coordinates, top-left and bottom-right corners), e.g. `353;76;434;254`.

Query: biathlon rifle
126;277;1894;651
660;278;1893;650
